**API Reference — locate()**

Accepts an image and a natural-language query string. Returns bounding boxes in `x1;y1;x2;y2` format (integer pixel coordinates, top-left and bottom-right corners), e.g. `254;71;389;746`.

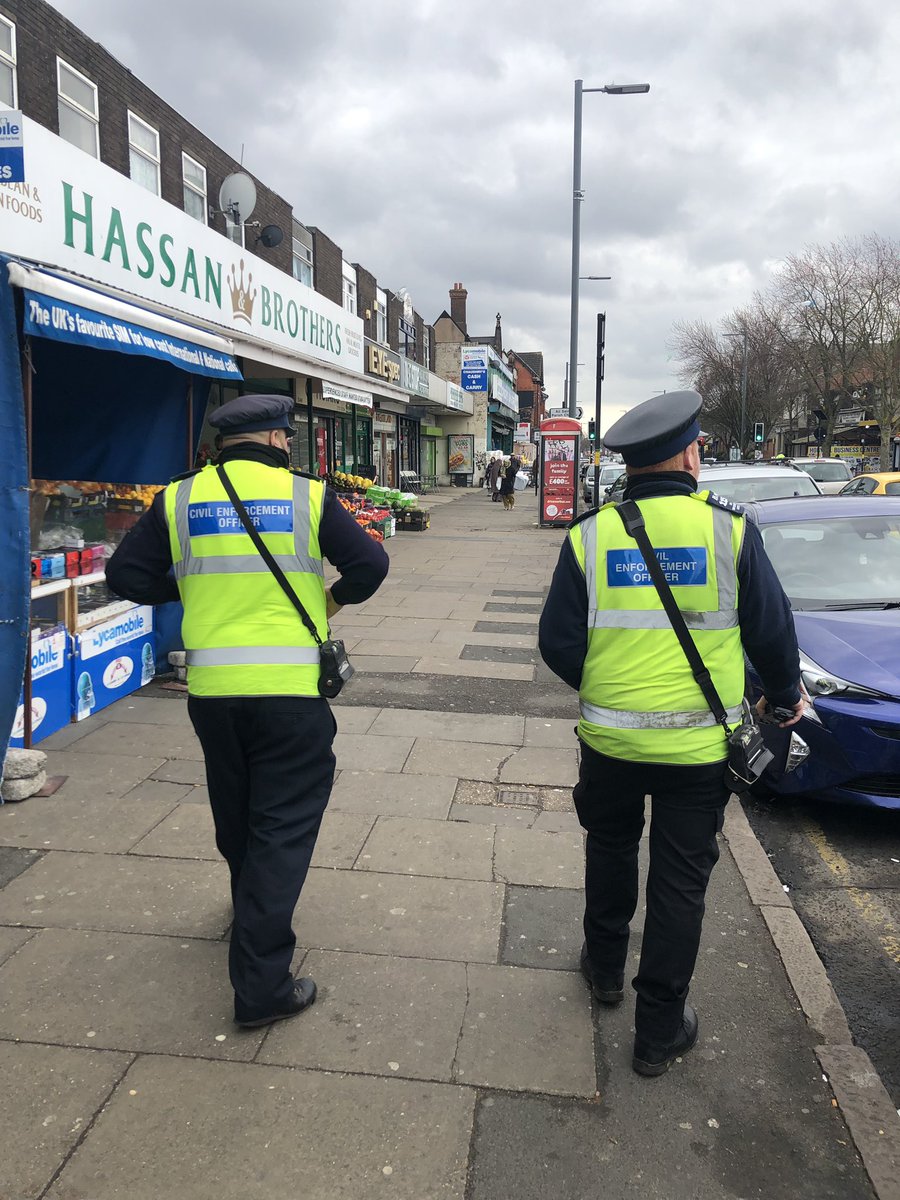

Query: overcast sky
51;0;900;431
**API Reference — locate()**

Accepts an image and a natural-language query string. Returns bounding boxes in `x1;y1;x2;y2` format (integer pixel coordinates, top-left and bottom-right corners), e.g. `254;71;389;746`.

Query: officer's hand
755;688;808;728
325;588;342;621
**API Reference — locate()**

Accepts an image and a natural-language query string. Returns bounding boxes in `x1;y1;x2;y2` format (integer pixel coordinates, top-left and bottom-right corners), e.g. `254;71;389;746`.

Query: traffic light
753;422;765;443
588;419;596;442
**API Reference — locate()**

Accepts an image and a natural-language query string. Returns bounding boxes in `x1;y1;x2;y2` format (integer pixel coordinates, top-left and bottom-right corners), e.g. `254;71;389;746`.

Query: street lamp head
580;275;612;280
602;82;650;95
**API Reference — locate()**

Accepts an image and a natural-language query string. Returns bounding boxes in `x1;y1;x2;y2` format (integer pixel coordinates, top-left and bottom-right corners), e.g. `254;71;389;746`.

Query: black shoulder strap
216;464;323;648
615;500;730;730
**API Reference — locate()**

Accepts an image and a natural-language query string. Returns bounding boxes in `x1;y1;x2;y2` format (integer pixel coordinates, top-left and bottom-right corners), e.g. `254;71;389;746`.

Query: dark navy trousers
188;694;336;1022
573;742;729;1051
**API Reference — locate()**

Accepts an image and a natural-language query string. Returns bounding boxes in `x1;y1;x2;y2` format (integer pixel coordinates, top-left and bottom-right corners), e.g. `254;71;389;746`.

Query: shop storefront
1;110;371;752
488;361;519;453
373;408;398;487
421;426;442;480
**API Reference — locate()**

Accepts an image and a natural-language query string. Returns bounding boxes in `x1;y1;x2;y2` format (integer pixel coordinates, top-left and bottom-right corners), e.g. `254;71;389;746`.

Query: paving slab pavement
2;487;894;1199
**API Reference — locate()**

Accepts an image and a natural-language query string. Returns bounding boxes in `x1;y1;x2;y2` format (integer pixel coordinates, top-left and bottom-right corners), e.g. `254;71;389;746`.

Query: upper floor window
342;260;357;315
182;152;207;222
375;288;387;344
292;237;313;286
422;326;430;370
0;16;16;108
128;112;160;195
398;317;416;359
57;59;99;158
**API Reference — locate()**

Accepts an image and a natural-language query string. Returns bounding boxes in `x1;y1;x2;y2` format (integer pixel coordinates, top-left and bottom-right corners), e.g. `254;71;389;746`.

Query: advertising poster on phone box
541;435;577;524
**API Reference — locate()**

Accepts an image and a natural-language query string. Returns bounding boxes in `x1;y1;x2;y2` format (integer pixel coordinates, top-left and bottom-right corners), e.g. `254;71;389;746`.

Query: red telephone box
539;417;581;527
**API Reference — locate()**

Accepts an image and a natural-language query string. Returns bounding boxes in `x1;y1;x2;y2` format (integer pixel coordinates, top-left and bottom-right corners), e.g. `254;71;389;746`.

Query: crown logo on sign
227;260;256;323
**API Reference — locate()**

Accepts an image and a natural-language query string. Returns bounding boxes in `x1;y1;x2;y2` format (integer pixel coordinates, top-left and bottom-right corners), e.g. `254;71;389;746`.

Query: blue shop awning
7;261;242;381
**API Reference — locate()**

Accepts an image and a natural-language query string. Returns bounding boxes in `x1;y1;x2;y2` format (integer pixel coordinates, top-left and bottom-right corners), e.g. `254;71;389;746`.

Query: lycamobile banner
0;110;364;374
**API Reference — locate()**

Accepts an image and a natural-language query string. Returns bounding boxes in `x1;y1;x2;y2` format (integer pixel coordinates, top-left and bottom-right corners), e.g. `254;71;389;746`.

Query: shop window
182;152;207;223
0;16;16;108
292;236;313;286
342;261;357;315
376;288;388;344
128;112;160;196
57;58;99;158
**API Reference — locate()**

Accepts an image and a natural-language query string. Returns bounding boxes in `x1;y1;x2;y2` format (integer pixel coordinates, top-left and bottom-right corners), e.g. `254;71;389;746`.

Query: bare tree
858;234;900;469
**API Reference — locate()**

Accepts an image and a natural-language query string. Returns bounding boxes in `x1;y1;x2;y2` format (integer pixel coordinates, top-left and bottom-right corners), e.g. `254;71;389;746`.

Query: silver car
699;462;822;502
584;462;625;502
787;457;853;495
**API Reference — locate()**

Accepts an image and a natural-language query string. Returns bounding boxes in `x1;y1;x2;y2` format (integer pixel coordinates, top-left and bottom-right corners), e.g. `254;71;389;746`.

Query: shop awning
7;261;242;381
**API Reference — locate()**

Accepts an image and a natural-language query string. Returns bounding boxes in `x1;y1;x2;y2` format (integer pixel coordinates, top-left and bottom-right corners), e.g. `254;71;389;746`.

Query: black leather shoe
234;976;317;1028
632;1004;699;1077
579;943;624;1006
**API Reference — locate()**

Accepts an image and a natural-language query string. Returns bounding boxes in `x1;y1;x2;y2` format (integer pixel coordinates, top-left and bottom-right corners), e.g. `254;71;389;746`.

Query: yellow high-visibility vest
568;491;746;764
164;460;326;697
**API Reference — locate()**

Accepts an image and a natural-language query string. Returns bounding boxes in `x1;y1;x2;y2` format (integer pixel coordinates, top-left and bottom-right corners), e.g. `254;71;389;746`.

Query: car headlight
799;652;889;701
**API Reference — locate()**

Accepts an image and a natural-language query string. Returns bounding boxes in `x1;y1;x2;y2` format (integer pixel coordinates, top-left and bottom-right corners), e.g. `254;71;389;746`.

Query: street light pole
593;311;606;507
567;79;649;420
739;328;749;457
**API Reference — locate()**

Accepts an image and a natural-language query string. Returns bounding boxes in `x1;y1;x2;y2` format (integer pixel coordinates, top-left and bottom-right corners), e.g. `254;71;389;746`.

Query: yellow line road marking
798;817;900;967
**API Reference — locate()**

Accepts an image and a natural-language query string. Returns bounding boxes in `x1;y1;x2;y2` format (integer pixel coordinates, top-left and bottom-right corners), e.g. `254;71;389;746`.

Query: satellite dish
257;224;284;249
218;172;257;224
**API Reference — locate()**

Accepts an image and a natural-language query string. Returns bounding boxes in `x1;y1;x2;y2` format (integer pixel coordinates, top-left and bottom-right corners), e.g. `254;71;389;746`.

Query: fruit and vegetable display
327;471;376;492
332;485;431;538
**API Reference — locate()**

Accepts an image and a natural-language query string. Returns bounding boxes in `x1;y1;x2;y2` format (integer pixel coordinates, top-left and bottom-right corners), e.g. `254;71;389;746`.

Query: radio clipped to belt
217;466;355;698
615;500;774;794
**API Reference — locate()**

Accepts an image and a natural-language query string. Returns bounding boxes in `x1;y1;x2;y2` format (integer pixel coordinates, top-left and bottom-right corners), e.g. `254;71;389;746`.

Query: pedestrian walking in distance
106;394;388;1028
500;455;520;510
485;452;503;502
539;390;805;1076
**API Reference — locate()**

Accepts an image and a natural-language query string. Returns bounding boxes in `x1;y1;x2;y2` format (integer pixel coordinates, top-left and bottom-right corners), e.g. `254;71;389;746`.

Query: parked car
583;462;624;503
839;472;900;497
699;462;822;502
787;457;853;494
743;495;900;809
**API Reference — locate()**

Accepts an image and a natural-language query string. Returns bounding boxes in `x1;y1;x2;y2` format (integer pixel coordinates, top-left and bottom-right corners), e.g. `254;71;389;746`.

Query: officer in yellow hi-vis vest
107;394;388;1028
539;391;804;1077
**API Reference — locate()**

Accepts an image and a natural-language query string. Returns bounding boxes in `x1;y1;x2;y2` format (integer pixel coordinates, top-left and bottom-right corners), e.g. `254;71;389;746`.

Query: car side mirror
604;486;611;497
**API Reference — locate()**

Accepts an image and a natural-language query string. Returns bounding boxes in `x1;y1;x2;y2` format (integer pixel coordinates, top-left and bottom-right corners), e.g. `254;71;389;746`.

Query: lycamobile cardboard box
73;606;155;720
9;627;72;747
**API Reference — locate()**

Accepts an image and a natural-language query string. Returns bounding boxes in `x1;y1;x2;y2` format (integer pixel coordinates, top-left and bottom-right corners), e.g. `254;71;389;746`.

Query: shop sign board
516;422;531;441
322;380;373;409
365;341;401;384
22;287;241;379
373;411;396;433
446;382;468;411
73;605;155;721
461;345;488;391
400;356;430;398
0;109;24;183
0;111;364;373
9;628;71;747
491;371;518;412
539;417;581;526
448;433;475;475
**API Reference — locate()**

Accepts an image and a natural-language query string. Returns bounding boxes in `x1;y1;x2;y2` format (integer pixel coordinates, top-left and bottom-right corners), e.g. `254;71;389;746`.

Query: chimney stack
449;282;468;334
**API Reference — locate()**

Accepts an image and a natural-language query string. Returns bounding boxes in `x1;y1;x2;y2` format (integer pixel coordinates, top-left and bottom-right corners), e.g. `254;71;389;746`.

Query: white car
583;462;625;502
786;457;853;495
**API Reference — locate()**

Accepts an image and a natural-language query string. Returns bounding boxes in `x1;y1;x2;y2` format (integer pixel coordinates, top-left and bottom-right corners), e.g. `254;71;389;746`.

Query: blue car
742;495;900;810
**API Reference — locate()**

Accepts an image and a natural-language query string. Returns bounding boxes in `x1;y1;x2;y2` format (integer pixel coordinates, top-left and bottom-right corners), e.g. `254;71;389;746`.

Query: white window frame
182;151;207;223
292;236;313;286
57;57;99;159
127;110;160;195
375;288;388;345
0;15;17;108
422;326;430;370
342;260;357;316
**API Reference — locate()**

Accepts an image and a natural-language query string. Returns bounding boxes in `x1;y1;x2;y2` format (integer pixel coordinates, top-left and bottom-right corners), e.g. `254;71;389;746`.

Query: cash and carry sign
0;110;363;373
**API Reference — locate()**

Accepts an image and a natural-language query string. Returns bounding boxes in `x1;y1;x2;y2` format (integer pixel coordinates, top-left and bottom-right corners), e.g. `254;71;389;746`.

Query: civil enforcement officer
106;394;389;1028
539;390;805;1076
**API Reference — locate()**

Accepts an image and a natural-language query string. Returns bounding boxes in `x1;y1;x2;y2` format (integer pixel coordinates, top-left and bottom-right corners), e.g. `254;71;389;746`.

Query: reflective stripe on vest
582;501;738;632
186;647;320;667
579;700;743;729
172;472;324;580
